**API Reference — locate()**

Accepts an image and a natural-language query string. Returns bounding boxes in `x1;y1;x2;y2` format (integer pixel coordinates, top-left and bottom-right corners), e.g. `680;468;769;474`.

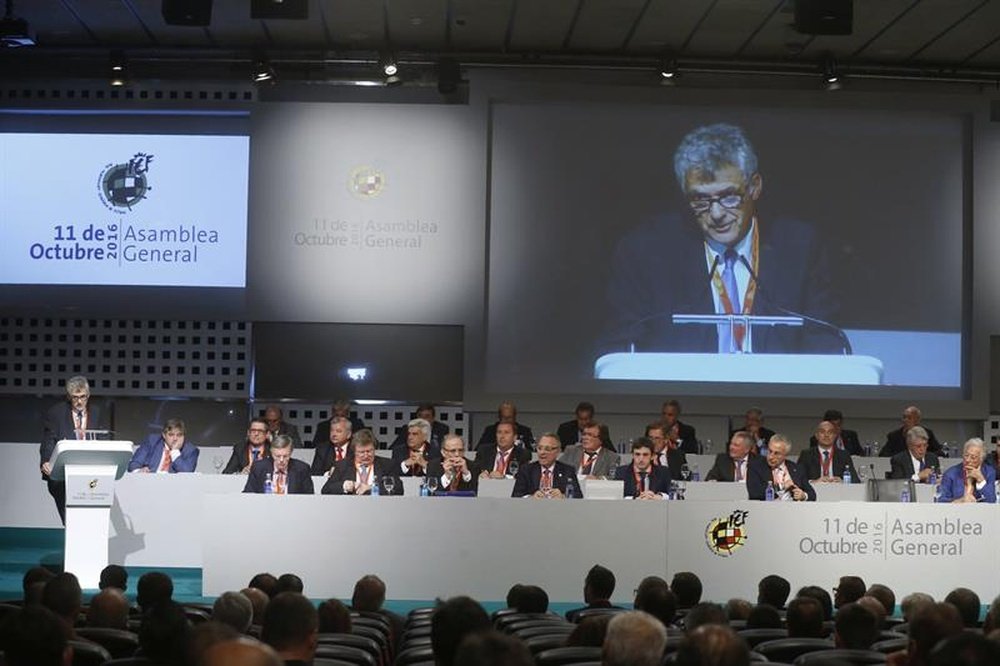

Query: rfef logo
705;509;749;557
98;152;154;212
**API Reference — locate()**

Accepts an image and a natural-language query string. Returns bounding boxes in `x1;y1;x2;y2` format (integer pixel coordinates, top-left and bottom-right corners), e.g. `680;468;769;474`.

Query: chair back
866;478;916;502
793;648;887;665
755;637;835;663
738;628;789;648
68;639;112;666
522;634;568;655
394;645;434;666
535;646;602;666
314;644;376;666
316;633;382;666
870;637;908;654
75;627;140;659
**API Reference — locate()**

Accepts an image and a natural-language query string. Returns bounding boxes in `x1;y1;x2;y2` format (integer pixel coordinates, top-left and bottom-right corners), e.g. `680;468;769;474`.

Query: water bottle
420;481;429;497
928;470;937;487
942;441;950;458
842;468;852;485
691;465;701;482
765;484;775;502
933;483;942;503
264;472;273;495
371;479;380;496
900;486;910;503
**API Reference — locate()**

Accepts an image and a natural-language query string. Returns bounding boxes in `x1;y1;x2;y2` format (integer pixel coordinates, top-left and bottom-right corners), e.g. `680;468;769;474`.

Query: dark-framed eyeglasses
688;193;744;213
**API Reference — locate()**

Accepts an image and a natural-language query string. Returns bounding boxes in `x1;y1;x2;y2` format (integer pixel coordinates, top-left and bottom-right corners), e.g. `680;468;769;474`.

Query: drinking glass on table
506;459;519;479
382;476;396;494
426;475;439;494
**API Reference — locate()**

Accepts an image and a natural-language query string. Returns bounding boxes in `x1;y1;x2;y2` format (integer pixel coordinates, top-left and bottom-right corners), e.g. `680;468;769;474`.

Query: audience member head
866;583;896;618
834;575;867;608
909;603;964;666
671;571;703;608
431;596;491;666
758;574;791;609
726;598;753;622
602;610;668;666
746;604;783;629
0;605;72;666
834;602;879;650
901;592;935;623
351;574;387;612
928;631;1000;666
201;636;283;666
945;587;982;628
41;572;82;628
684;602;727;632
453;630;534;666
567;614;612;647
786;596;826;638
99;564;128;591
21;566;55;606
139;600;191;666
186;621;240;666
505;584;526;610
247;573;279;599
634;578;677;628
797;585;834;620
137;571;174;612
584;564;616;604
239;587;268;626
318;599;353;634
261;592;318;663
87;587;129;630
514;585;548;613
211;591;253;634
983;595;1000;633
857;595;887;628
675;624;750;666
275;573;303;595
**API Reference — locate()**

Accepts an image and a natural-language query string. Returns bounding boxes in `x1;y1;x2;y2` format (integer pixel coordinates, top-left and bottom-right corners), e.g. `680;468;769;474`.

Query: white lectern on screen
49;440;133;588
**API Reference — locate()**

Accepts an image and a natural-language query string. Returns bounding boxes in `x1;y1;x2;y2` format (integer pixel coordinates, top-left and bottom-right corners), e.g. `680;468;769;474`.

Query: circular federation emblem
705;515;748;557
97;152;154;213
348;166;386;199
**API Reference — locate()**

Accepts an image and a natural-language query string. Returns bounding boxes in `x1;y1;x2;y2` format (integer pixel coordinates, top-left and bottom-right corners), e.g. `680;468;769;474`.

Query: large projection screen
486;103;966;399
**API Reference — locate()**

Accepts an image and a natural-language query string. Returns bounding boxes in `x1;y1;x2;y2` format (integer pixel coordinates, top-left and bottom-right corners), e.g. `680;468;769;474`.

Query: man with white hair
889;426;940;483
937;438;996;503
212;591;254;634
310;417;353;476
602;611;667;666
880;405;942;456
390;418;441;477
747;434;815;501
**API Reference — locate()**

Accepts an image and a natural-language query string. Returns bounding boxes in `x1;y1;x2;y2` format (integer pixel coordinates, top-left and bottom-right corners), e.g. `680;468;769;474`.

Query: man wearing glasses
223;418;272;474
323;429;403;496
426;435;479;494
512;433;583;499
243;434;314;494
40;375;111;523
604;122;841;354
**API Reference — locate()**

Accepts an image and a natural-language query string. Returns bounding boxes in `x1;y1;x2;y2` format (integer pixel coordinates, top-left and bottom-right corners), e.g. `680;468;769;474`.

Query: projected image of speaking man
603;123;844;356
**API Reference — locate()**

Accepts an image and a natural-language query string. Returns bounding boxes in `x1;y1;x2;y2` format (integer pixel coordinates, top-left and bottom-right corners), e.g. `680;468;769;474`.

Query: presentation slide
0;132;249;288
486;103;965;397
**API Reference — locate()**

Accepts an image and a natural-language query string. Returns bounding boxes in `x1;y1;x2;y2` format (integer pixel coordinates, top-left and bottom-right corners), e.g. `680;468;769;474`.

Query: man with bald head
880;405;942;456
202;637;283;666
675;624;750;666
240;587;269;627
86;587;129;629
798;420;860;484
706;431;753;483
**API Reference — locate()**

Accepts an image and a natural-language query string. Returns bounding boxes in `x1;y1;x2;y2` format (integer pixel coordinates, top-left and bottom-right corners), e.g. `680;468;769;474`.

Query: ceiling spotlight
659;57;678;80
253;59;275;83
379;51;398;77
109;50;127;87
822;55;842;90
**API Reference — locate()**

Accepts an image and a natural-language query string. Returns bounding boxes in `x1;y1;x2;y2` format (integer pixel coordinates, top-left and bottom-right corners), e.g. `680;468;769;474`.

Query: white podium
50;440;133;588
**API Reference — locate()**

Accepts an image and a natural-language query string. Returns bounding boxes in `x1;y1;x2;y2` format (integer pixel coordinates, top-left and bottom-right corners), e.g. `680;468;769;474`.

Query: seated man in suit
560;423;620;479
477;400;535;449
616;437;672;499
880;405;942;457
938;438;996;503
322;429;403;496
426;434;479;494
565;564;623;622
127;418;199;473
476;421;531;479
512;433;583;499
731;408;775;455
646;422;688;480
807;409;863;456
243;434;314;494
390;403;449;451
262;405;302;449
747;434;816;501
310;399;366;449
223;418;271;474
557;401;614;451
889;426;940;483
310;416;352;476
798;420;860;484
390;418;442;477
661;399;698;454
706;431;754;483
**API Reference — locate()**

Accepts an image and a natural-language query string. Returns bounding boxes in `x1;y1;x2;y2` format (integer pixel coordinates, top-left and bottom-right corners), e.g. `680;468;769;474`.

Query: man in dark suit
477;400;534;449
223;418;271;475
310;417;353;476
747;435;816;501
512;433;583;498
661;399;698;454
390;418;441;477
309;400;366;449
243;435;314;494
389;403;449;452
603;123;842;356
616;437;673;499
425;435;479;494
730;408;776;455
322;430;403;496
706;431;754;483
646;422;688;481
889;426;941;483
556;401;614;451
880;406;943;457
798;420;860;484
127;418;199;473
262;405;302;449
565;565;623;622
475;421;531;479
807;409;863;456
40;375;112;524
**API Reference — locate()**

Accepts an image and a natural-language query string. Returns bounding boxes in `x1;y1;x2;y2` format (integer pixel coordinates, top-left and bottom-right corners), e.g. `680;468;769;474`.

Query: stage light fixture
659;57;678;80
253;59;275;83
379;51;398;77
109;50;127;87
822;55;842;90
